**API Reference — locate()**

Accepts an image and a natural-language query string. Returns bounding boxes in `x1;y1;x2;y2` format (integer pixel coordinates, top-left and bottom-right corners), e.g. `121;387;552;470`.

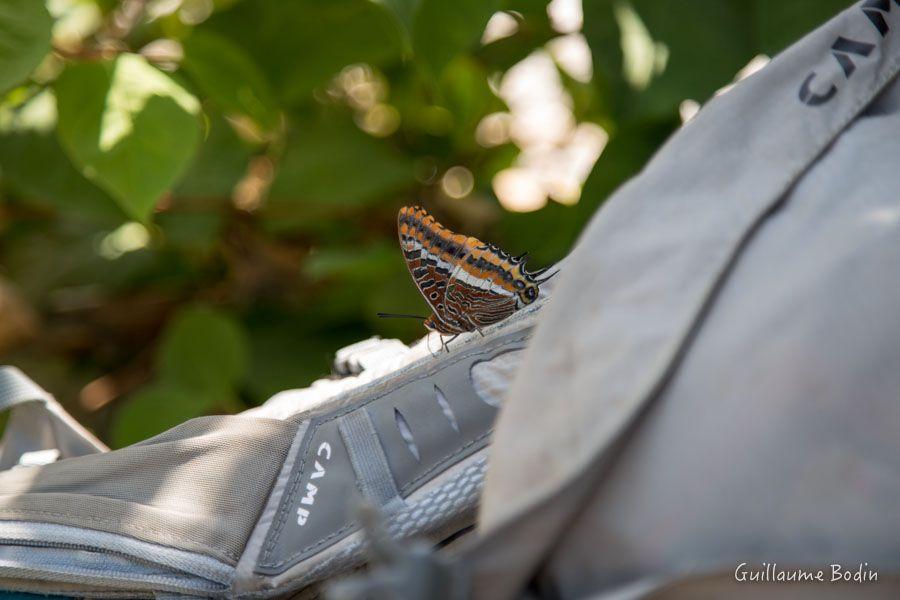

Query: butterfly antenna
377;312;427;320
535;269;560;284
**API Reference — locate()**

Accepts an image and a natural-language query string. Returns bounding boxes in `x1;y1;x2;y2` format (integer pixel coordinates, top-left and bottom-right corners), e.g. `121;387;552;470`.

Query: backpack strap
0;366;107;471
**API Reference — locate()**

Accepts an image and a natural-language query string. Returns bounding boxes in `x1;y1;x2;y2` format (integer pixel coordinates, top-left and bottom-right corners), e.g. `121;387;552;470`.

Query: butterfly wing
445;281;518;329
398;206;544;333
443;242;520;329
398;206;472;333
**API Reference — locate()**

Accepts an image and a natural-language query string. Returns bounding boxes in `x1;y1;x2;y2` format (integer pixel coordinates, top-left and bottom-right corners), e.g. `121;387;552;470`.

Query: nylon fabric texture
0;416;298;565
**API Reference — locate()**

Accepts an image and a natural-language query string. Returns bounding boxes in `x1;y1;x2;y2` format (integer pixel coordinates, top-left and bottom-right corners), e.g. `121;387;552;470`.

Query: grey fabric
233;422;310;596
0;293;543;597
0;520;232;584
466;2;900;599
255;328;529;577
542;67;900;598
257;417;360;572
0;415;298;565
339;410;403;509
231;311;541;598
470;350;522;408
0;366;106;470
238;452;489;598
0;545;227;596
0;367;51;408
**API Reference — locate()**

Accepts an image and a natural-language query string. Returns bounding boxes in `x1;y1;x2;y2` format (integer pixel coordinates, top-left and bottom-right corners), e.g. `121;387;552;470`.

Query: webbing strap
0;366;107;471
0;366;53;411
339;410;404;511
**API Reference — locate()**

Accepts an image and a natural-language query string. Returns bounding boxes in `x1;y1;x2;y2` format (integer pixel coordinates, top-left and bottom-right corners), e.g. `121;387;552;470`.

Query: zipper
0;538;230;596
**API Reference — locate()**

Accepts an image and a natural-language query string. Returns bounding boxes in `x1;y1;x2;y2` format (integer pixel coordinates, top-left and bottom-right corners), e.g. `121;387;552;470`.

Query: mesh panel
0;416;298;565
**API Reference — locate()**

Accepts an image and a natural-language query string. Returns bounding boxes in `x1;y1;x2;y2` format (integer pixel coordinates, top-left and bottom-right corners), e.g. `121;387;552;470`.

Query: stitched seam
400;429;492;494
0;509;239;563
259;425;316;564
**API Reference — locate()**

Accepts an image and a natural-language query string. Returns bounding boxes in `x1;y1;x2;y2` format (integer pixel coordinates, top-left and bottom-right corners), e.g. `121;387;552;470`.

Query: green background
0;0;849;446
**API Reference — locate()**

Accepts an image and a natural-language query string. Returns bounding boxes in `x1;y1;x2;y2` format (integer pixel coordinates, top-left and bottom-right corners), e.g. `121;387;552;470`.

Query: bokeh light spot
475;112;511;147
442;166;475;199
482;12;519;44
97;222;151;260
356;103;401;137
493;168;547;212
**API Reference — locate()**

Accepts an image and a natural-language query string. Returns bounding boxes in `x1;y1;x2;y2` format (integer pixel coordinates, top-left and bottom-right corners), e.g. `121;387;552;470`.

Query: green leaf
0;0;52;93
156;211;225;258
173;113;256;199
586;1;848;119
111;383;216;448
181;31;280;132
365;269;430;341
268;116;415;207
750;0;849;56
375;0;419;43
582;0;631;118
382;0;419;33
413;0;501;76
54;54;202;221
158;305;249;395
304;241;397;282
0;90;126;223
478;7;556;73
633;0;751;114
203;0;402;104
439;57;503;145
243;311;357;403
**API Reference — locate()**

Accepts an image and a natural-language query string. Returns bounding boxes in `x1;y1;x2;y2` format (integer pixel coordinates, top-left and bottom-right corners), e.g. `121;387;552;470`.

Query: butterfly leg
427;335;437;358
443;333;460;353
475;327;485;337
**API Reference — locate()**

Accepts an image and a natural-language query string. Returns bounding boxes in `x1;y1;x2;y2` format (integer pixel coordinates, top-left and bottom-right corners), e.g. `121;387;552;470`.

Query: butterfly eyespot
430;292;438;299
515;280;525;289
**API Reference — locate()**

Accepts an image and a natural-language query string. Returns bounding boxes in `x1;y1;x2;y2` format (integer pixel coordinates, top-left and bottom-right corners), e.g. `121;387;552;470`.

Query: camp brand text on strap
800;0;899;106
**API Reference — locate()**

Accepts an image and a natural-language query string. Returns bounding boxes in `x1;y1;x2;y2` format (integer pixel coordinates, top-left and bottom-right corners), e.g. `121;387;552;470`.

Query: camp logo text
800;0;897;106
296;441;332;527
734;562;879;583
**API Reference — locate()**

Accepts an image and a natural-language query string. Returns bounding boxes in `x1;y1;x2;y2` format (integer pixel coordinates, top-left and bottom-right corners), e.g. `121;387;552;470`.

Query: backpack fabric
0;299;546;598
466;3;900;598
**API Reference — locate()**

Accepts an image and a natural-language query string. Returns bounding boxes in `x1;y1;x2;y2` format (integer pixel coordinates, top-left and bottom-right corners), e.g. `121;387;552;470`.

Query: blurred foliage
0;0;847;446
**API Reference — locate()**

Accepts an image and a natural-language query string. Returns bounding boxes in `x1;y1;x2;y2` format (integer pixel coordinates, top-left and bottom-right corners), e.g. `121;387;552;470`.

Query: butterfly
380;206;556;348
